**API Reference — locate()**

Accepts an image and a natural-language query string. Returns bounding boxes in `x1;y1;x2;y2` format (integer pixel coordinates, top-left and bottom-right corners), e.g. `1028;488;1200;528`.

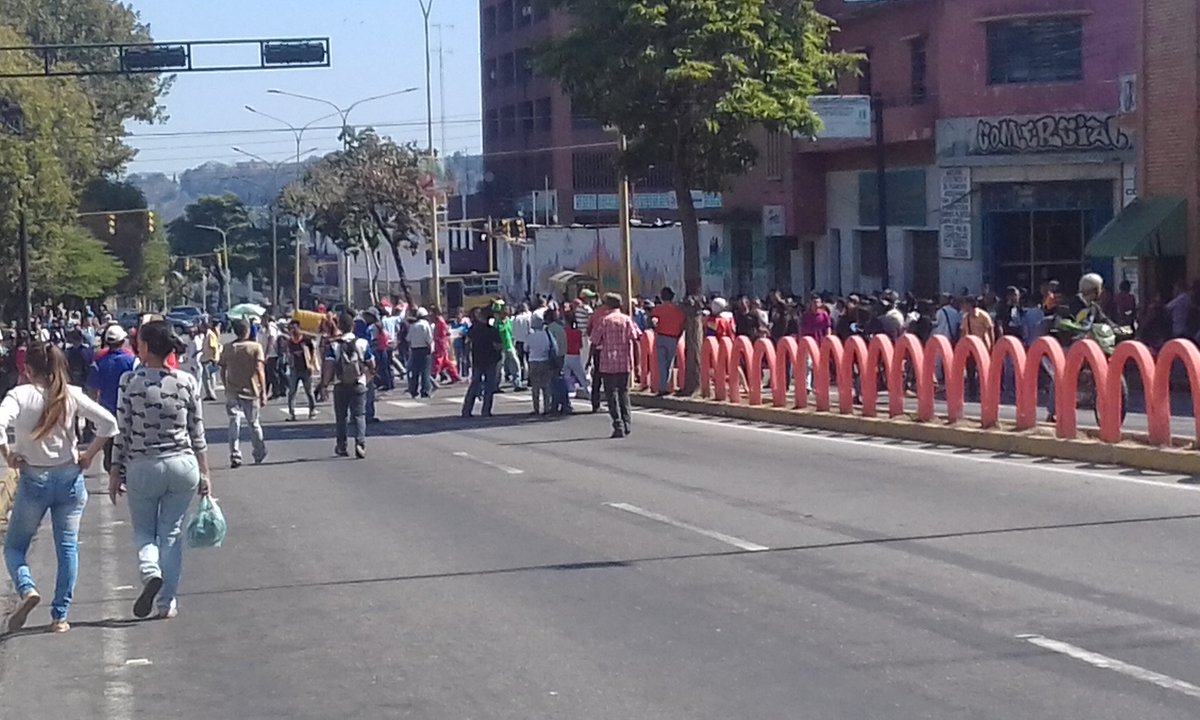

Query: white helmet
1079;273;1104;294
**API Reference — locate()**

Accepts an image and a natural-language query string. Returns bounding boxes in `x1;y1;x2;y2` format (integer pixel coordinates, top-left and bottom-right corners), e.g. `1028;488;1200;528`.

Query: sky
123;0;482;176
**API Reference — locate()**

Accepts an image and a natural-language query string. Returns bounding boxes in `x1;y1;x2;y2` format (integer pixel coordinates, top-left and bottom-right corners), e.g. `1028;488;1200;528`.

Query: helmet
1079;273;1104;295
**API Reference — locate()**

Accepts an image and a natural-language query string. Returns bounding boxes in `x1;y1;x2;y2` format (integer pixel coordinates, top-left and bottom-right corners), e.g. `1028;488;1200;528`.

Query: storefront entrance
982;181;1114;293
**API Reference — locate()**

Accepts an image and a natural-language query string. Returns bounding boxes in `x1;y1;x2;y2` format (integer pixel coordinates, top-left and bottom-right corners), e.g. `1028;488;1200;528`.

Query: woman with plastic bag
109;320;213;620
1;343;118;633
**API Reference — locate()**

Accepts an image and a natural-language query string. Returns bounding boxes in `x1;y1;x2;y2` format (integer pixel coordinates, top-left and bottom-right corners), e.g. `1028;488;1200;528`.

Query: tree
79;178;169;298
166;194;272;279
55;225;125;300
280;129;432;305
536;0;854;394
0;0;171;172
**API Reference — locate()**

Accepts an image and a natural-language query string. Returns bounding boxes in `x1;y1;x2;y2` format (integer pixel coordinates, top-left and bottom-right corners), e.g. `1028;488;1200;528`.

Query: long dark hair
25;343;73;441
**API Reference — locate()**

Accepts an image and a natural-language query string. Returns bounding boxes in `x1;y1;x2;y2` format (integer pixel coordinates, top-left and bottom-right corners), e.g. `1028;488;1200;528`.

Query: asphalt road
3;384;1200;719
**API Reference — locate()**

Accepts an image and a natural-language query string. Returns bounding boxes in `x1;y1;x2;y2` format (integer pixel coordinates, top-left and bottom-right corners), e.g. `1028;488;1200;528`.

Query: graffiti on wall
975;114;1132;155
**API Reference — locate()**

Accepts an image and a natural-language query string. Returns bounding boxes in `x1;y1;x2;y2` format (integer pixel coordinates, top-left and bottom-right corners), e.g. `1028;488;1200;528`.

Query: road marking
100;498;133;720
387;400;424;409
452;451;524;475
605;502;770;552
123;658;153;667
636;409;1200;492
1019;634;1200;700
113;585;135;591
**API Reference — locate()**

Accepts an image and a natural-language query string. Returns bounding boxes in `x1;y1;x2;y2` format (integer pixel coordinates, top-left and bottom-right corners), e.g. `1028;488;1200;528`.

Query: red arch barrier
1154;340;1200;446
727;335;755;405
946;337;993;425
1056;340;1112;440
836;336;869;415
814;336;843;412
888;334;927;419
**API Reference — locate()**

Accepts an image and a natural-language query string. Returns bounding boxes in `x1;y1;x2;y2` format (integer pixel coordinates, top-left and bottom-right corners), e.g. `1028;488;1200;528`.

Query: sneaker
623;424;632;436
155;607;178;620
308;409;319;420
286;415;297;422
610;429;626;439
230;458;243;469
354;443;366;460
48;620;70;634
253;448;267;465
134;576;163;619
335;447;349;457
6;590;40;632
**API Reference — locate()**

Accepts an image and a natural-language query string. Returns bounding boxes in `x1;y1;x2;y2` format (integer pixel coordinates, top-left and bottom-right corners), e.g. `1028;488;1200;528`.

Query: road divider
636;331;1200;456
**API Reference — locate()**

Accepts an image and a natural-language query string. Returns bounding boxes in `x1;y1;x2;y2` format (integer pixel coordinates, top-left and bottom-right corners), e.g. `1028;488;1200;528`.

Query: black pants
602;373;631;432
591;349;603;410
333;385;367;452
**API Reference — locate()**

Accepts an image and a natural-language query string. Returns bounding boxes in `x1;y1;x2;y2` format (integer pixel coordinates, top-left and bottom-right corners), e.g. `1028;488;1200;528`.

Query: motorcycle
1056;319;1134;424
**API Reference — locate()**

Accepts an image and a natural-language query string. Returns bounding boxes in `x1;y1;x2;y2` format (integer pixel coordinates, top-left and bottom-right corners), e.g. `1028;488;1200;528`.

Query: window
485;109;500;141
572;152;616;190
483;6;497;38
535;97;552;132
857;230;885;279
987;18;1083;85
910;37;927;104
515;47;532;83
517;2;533;27
520;101;535;134
483;58;497;88
764;130;785;181
498;52;515;86
497;0;514;32
857;48;872;96
500;105;517;137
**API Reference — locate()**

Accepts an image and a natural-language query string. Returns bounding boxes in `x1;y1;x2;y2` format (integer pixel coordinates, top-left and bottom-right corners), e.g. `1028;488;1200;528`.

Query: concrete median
631;392;1200;476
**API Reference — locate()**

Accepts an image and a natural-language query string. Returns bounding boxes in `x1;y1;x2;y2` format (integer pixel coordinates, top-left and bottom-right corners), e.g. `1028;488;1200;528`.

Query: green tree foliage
0;0;171;172
536;0;854;392
79;178;169;298
280;129;432;303
166;194;271;280
56;225;125;300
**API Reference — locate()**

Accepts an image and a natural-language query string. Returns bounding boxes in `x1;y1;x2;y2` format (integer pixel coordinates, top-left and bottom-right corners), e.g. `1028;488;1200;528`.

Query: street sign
805;95;872;140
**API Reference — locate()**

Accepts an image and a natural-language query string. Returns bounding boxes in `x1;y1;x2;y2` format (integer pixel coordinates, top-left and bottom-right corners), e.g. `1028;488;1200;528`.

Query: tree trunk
370;209;414;305
672;159;704;396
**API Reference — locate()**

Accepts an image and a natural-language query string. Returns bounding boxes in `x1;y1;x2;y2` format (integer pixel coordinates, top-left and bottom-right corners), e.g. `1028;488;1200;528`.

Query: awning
548;270;597;285
1085;197;1188;258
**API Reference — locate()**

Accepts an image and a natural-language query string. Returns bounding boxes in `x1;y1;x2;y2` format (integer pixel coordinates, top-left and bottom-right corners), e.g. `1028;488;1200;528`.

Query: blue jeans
125;454;200;614
408;347;432;397
462;362;499;417
334;385;367;451
654;334;678;394
4;465;88;621
503;347;523;390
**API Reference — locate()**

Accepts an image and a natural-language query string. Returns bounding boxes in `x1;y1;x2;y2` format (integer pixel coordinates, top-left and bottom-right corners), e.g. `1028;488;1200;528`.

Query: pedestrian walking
284;320;319;421
407;308;435;398
1;343;118;633
461;306;502;418
524;314;558;416
561;313;590;409
108;320;211;620
219;319;267;468
87;325;137;473
199;320;221;401
323;312;375;459
589;293;641;438
430;307;461;385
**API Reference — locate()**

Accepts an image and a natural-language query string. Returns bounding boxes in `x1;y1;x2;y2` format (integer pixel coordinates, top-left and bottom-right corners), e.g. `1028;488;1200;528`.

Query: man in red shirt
649;286;685;395
589;293;641;438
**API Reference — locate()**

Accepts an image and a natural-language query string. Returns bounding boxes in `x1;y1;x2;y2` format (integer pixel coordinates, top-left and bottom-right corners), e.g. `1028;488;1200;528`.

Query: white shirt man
932;296;961;342
407;314;434;349
512;307;533;346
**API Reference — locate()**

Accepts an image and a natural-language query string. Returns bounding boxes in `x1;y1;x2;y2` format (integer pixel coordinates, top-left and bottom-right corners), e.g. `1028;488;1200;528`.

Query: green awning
1085;196;1188;258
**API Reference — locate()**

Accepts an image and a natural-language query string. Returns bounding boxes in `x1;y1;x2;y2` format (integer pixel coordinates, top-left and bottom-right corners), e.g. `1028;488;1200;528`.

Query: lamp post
195;224;246;312
232;146;318;311
418;0;442;310
259;87;420;306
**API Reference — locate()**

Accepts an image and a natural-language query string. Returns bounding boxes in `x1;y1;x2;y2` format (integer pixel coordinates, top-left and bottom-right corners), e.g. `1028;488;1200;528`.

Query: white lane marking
605;502;770;552
1019;634;1200;700
452;451;524;475
113;585;135;591
637;409;1200;492
100;497;133;720
123;658;153;667
387;400;424;409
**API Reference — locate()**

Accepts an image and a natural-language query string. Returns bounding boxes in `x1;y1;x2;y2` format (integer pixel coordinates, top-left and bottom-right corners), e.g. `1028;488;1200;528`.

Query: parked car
167;305;205;325
117;311;141;331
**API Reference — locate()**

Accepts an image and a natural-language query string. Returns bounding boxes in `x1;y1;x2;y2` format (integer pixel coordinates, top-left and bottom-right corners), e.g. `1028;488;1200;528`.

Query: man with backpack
322;312;375;459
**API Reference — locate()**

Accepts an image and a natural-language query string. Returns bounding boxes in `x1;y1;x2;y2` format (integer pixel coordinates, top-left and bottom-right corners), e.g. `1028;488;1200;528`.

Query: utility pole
420;0;442;310
873;94;891;290
618;134;633;312
433;22;454;162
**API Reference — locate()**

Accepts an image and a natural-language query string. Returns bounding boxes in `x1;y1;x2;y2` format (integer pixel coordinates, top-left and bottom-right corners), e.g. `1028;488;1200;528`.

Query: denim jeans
125;453;200;615
408;347;433;397
4;465;88;621
563;355;590;401
333;384;367;451
201;361;218;399
654;334;678;394
377;349;396;391
288;372;315;417
226;397;265;462
462;362;499;417
602;373;632;431
503;347;523;390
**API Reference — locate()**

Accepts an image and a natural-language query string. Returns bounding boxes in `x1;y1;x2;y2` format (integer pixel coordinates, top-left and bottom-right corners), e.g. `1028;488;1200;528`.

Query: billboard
803;95;873;140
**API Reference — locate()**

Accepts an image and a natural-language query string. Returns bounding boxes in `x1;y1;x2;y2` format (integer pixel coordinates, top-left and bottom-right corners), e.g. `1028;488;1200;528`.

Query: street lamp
232;146;318;311
195;223;247;312
418;0;442;311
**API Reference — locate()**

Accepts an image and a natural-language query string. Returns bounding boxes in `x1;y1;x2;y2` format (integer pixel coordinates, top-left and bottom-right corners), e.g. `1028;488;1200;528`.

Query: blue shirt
87;349;137;413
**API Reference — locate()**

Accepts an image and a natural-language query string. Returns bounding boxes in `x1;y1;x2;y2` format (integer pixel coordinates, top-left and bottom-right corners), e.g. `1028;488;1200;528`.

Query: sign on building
805;95;872;140
939;167;972;260
762;205;786;237
937;113;1133;162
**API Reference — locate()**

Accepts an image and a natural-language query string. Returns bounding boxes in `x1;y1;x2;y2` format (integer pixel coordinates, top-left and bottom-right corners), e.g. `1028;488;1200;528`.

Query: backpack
336;339;364;386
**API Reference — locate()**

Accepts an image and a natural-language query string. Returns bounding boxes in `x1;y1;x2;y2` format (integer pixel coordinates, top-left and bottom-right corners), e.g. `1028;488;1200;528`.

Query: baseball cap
417;307;430;318
580;289;597;299
104;325;128;345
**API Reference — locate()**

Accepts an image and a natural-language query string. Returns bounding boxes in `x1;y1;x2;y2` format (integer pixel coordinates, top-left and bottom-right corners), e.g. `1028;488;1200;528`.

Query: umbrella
227;303;267;320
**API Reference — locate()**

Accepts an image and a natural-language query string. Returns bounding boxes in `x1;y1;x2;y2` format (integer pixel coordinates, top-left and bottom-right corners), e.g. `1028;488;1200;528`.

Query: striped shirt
112;368;207;470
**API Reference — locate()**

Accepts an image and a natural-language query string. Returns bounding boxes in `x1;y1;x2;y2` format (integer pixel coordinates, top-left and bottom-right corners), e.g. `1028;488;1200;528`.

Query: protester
650;286;685;396
524;312;558;416
323;312;375;459
1;343;118;633
108;320;211;620
407;307;435;399
590;293;642;438
430;307;461;385
87;325;138;473
285;320;319;421
219;319;268;468
461;306;502;418
200;320;222;401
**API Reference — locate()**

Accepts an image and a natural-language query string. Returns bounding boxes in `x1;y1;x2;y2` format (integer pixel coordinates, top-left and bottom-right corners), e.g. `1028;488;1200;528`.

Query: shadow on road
206;412;554;447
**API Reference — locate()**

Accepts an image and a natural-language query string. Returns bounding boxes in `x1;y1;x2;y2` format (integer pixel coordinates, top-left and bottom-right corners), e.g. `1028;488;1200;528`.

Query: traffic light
147;211;155;234
107;214;116;235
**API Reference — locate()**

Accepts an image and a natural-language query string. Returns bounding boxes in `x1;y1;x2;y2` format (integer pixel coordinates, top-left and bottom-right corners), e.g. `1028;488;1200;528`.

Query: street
3;387;1200;719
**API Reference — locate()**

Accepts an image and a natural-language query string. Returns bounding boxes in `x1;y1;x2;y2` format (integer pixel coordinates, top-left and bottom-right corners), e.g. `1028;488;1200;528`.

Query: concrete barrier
636;330;1200;460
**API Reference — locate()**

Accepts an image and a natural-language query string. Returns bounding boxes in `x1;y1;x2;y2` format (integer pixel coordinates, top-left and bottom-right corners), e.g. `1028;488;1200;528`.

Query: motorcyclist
1045;273;1119;423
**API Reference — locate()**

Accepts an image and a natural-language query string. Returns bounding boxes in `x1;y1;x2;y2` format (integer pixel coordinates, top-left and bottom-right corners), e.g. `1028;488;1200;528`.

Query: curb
630;394;1200;476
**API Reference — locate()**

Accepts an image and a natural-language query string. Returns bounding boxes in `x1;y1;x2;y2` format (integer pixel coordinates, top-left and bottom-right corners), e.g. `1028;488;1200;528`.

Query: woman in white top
0;343;118;633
